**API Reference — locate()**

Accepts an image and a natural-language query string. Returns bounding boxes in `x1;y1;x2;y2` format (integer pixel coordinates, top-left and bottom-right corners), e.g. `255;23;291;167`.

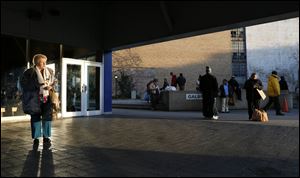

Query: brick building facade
112;30;233;98
112;17;299;99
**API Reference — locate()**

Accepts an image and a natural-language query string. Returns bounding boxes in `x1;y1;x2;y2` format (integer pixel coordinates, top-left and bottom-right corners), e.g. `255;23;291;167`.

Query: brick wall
113;30;233;98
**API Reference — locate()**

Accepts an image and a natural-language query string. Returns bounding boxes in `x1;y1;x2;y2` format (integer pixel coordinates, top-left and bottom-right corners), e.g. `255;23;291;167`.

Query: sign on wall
186;93;202;100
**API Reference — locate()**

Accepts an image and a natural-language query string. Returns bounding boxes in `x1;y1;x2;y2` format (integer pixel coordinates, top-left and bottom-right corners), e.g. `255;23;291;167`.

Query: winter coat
228;78;240;90
160;81;169;90
20;67;54;115
267;74;280;97
279;80;289;90
219;83;233;97
243;78;263;101
176;76;186;86
200;73;218;97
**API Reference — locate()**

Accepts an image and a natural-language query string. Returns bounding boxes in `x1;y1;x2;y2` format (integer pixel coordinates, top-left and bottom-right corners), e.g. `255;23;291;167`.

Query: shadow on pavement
20;143;54;177
79;146;298;177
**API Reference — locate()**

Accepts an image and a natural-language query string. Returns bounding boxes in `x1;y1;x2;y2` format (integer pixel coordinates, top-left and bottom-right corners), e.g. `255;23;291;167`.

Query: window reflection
87;66;100;111
66;65;81;112
1;67;25;116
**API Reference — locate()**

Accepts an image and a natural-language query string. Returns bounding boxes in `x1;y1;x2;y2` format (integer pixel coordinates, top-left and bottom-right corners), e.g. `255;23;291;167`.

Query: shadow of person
20;142;41;177
39;143;55;177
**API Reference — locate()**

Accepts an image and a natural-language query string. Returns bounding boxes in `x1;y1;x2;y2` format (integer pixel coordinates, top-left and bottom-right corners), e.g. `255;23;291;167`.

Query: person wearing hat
263;71;284;115
200;66;219;120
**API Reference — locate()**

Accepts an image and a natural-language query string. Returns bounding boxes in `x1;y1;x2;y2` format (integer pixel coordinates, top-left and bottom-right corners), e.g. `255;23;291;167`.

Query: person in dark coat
176;73;186;91
228;76;242;102
279;76;289;91
200;66;219;119
21;54;56;146
160;78;169;91
243;73;263;120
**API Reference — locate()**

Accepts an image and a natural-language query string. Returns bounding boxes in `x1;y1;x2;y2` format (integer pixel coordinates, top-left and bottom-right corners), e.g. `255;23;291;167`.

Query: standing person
219;79;233;113
279;76;289;91
148;78;160;110
21;54;56;146
243;73;263;120
200;66;219;120
263;71;285;115
228;76;242;102
170;72;177;88
176;73;186;91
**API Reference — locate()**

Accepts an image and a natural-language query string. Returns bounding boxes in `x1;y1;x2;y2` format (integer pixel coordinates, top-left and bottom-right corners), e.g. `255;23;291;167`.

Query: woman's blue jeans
30;97;52;139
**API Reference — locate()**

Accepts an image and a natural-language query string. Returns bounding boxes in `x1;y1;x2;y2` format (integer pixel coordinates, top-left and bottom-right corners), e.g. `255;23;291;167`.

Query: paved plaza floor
1;109;299;177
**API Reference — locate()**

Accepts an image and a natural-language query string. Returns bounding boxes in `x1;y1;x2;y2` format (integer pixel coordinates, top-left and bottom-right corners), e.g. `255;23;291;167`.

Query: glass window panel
232;63;246;77
66;64;81;112
87;66;100;111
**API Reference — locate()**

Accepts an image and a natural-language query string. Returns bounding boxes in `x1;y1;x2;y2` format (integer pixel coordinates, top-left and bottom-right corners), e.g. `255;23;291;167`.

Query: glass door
61;58;103;117
84;61;103;116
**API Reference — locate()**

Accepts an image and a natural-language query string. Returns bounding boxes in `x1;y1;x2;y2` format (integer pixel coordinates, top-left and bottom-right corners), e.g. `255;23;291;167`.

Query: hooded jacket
267;74;280;97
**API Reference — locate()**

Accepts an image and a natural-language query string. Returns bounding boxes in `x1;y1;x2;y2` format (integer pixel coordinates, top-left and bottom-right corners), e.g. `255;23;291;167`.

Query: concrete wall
113;30;232;98
246;17;299;92
158;89;294;111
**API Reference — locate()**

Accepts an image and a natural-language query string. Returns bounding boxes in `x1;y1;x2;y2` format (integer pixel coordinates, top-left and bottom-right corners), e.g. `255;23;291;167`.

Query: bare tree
112;49;142;69
112;49;142;98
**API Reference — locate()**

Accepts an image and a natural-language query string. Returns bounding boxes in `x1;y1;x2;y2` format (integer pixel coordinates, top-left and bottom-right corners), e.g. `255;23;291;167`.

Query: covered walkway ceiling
1;1;299;51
